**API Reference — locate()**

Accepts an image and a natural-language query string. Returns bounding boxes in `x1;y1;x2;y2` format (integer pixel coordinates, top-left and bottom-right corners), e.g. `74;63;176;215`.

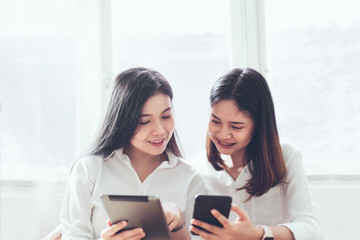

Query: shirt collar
215;161;252;189
161;150;179;168
103;151;116;161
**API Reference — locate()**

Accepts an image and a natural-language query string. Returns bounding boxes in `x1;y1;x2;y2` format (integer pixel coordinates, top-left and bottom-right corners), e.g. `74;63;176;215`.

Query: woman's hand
162;202;184;231
189;204;263;240
101;220;145;240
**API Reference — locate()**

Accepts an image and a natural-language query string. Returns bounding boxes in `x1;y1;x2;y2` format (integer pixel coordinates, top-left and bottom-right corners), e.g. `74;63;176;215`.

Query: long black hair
89;67;182;158
206;68;286;198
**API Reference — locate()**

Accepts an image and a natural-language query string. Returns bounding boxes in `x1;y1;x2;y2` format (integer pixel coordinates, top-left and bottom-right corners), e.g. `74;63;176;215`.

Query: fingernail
107;220;112;227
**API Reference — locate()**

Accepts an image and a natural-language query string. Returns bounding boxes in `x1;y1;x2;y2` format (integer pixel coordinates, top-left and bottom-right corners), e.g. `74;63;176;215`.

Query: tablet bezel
100;194;171;240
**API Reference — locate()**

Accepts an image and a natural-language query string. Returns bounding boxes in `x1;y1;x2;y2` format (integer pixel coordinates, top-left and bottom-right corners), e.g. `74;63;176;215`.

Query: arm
163;171;206;240
278;148;324;240
60;158;98;239
190;205;294;240
171;225;191;240
162;201;190;240
269;226;295;240
61;158;146;240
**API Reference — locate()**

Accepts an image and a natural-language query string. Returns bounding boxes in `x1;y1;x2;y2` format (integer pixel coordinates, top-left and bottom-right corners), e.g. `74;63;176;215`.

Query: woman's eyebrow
162;107;171;113
211;113;221;120
141;107;172;117
211;113;245;124
230;121;245;125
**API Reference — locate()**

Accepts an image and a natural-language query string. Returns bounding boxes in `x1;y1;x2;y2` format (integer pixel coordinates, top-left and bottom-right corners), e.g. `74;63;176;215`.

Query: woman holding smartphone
190;68;323;240
54;67;205;240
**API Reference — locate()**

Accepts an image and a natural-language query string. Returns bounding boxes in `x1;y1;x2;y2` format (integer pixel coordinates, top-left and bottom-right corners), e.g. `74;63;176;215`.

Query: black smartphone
191;195;232;235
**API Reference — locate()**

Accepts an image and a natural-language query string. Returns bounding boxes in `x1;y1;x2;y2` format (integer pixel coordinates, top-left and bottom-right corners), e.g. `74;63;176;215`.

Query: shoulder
73;154;103;170
185;151;218;179
176;157;203;176
166;150;203;176
184;151;206;170
176;157;207;193
70;154;103;183
280;143;307;180
281;143;303;166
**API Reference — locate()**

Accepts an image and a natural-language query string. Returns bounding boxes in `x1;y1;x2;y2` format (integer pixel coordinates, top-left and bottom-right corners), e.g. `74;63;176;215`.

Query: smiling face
208;99;255;160
128;92;175;157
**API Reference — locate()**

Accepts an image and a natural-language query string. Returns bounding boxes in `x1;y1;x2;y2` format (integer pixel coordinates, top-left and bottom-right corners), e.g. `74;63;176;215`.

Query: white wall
309;176;360;240
1;177;359;240
1;182;66;240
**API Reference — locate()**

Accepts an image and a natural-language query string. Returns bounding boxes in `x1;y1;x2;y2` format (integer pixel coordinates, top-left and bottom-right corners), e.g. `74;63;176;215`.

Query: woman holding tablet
59;67;205;240
190;68;323;240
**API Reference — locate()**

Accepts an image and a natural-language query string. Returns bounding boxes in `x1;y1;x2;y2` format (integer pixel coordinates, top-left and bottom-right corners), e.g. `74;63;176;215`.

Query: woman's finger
191;219;220;235
210;209;231;228
168;219;177;231
122;232;146;240
116;228;144;240
231;204;250;222
107;219;112;227
101;221;127;238
189;225;217;240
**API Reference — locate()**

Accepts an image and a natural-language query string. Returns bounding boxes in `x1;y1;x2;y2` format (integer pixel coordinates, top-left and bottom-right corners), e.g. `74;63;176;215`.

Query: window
2;0;356;181
0;0;78;180
110;0;231;158
1;0;232;180
264;0;360;174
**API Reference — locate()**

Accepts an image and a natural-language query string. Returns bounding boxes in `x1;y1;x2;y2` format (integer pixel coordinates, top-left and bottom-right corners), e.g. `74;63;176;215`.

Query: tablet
100;194;171;240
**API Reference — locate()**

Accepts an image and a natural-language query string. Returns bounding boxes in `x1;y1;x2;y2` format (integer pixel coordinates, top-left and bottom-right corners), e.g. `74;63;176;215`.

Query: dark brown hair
207;68;286;198
90;67;182;158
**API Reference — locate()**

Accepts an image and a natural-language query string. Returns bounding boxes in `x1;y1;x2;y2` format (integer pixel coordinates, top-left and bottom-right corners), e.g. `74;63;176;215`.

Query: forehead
211;100;251;121
142;93;171;113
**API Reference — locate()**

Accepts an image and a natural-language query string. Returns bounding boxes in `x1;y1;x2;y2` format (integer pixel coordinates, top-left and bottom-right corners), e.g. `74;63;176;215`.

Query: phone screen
191;195;232;235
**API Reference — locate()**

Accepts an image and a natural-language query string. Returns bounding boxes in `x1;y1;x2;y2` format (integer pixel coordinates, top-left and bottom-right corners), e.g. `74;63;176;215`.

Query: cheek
131;126;147;141
208;122;216;135
245;126;255;142
165;119;175;133
208;124;219;143
234;130;253;144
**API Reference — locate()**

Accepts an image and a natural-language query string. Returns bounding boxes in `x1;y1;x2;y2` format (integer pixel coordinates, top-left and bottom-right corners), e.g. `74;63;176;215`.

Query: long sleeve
60;157;101;240
279;146;324;240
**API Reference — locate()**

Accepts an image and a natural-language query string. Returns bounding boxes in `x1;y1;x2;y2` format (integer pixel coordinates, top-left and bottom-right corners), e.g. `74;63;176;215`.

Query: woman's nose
218;125;232;139
152;120;166;135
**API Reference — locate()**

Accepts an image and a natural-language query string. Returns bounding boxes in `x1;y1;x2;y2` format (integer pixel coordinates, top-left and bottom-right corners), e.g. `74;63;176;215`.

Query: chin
215;145;235;155
218;150;234;156
150;147;167;156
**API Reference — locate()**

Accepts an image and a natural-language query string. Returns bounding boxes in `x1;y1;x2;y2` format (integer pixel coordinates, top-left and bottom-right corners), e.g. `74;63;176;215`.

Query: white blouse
192;144;324;240
60;148;206;240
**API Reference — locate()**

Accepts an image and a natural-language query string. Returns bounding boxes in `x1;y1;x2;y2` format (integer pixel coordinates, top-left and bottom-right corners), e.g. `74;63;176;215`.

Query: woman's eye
162;115;172;119
232;126;243;130
211;119;221;124
138;121;150;125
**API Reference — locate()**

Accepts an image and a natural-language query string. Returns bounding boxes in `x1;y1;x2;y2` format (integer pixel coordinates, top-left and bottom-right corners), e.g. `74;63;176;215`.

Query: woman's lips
148;138;165;147
216;138;235;149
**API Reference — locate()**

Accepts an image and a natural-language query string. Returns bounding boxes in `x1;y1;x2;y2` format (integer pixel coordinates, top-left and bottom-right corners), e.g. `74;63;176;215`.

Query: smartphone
191;195;232;235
